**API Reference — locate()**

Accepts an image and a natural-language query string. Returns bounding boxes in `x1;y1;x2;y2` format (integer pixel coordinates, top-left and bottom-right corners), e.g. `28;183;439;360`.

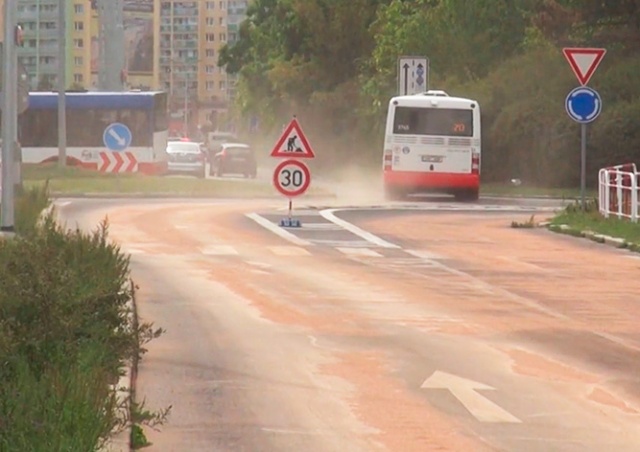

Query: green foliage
0;211;166;450
219;0;640;186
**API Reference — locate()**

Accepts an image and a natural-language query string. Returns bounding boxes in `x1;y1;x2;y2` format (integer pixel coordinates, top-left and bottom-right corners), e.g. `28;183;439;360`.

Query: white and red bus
18;91;169;175
382;90;481;201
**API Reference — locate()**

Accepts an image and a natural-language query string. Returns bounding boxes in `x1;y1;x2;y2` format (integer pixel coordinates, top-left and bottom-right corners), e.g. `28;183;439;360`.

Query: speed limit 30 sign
273;159;311;197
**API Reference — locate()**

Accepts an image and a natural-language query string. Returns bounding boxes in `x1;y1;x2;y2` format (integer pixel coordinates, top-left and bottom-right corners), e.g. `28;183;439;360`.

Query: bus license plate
421;155;443;163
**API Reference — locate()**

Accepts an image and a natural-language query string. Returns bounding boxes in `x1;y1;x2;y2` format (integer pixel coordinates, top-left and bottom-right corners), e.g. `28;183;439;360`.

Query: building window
206;33;214;42
219;81;226;90
74;4;84;14
74;21;84;31
74;56;83;66
206;2;215;9
205;65;214;73
206;49;215;58
206;18;214;26
219;1;226;9
206;81;214;91
74;74;83;83
219;33;226;42
73;38;84;48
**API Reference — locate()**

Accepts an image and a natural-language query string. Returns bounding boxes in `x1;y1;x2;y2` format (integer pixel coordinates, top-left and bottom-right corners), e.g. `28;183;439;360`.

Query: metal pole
57;0;67;167
580;123;587;210
1;0;17;231
184;72;188;136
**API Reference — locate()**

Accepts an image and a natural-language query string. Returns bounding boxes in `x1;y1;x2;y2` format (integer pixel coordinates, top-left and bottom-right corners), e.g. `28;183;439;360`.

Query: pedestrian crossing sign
270;118;316;158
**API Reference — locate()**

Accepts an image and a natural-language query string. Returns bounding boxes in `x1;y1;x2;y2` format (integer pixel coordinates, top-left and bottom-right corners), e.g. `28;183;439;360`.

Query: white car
166;141;206;178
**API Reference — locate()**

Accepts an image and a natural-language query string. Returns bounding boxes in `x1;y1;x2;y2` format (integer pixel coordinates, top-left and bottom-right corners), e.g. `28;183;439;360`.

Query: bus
17;91;169;175
382;90;481;201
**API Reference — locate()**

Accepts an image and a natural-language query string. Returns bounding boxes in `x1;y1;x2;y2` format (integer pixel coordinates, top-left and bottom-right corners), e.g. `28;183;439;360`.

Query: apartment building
159;0;248;132
0;0;158;91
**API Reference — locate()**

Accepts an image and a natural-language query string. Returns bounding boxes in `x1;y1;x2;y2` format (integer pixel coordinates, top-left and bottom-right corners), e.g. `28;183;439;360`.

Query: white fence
598;163;640;222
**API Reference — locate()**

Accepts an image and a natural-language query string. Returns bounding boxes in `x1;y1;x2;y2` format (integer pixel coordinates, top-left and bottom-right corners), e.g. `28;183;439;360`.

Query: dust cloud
319;164;385;206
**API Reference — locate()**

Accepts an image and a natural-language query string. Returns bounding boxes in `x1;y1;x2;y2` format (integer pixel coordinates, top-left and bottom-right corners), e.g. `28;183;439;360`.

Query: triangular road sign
562;47;606;86
270;118;315;158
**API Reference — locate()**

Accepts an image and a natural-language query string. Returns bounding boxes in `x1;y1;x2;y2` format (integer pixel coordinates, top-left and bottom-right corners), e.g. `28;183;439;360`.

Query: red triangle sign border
562;47;607;86
270;118;316;159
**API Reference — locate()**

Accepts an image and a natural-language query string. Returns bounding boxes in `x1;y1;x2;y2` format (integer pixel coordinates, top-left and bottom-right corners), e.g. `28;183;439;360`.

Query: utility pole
1;0;18;232
57;0;67;168
97;0;126;91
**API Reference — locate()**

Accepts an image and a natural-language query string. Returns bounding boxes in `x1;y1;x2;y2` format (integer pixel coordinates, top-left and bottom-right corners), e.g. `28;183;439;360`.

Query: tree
36;75;54;91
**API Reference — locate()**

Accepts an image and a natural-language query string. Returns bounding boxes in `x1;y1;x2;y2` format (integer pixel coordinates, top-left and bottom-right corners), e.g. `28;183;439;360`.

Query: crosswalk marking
268;246;312;256
337;247;383;257
201;245;240;256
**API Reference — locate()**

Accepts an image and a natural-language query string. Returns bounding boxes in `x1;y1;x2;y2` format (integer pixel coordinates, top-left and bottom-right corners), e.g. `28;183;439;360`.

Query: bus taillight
471;152;480;174
383;150;392;171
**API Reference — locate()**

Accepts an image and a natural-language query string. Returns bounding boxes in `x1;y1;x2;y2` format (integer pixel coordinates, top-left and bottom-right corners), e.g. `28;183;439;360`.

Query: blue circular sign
103;123;133;152
565;86;602;124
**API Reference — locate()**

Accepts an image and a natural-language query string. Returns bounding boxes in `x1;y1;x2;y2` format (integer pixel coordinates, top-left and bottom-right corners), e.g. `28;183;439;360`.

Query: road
56;196;640;451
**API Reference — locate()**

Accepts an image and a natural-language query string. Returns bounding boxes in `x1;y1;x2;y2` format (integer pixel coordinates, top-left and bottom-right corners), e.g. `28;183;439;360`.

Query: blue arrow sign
103;123;132;151
565;86;602;124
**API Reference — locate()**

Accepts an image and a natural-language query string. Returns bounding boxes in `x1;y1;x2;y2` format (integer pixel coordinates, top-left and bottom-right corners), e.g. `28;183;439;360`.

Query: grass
481;182;596;199
22;163;334;198
549;199;640;246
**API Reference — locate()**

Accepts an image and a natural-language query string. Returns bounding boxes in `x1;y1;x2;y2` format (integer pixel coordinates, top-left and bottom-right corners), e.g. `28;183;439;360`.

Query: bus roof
27;91;166;110
390;91;478;108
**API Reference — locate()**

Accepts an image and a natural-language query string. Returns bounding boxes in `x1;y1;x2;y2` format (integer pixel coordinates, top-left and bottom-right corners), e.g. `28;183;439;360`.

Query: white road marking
421;371;521;423
337;247;383;257
302;222;343;231
246;213;312;247
269;246;312;256
319;208;400;249
201;245;239;256
261;428;325;436
310;239;373;248
405;249;444;260
54;201;72;208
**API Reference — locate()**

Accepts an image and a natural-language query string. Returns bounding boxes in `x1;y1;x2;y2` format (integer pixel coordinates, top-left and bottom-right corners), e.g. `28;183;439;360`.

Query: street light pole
57;0;67;167
184;71;189;136
1;0;18;232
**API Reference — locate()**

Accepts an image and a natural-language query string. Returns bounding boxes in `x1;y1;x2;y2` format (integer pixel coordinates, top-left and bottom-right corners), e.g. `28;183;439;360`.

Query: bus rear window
393;107;473;137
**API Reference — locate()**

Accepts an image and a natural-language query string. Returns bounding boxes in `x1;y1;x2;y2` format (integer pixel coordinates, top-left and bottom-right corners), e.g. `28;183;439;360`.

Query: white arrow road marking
108;129;126;146
421;371;521;423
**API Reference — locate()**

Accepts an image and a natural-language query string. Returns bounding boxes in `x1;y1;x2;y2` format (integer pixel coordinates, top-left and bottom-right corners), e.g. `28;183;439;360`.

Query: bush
0;207;165;451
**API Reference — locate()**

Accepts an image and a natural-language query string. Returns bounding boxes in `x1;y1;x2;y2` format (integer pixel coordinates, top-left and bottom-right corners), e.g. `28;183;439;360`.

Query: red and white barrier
598;163;640;222
98;151;138;173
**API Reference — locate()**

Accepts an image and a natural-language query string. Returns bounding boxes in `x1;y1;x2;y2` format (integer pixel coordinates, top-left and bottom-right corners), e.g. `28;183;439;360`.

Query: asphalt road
55;196;640;451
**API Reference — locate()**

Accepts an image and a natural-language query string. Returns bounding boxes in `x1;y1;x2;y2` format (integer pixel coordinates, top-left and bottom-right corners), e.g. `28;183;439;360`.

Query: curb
544;222;639;253
48;192;336;200
101;282;137;452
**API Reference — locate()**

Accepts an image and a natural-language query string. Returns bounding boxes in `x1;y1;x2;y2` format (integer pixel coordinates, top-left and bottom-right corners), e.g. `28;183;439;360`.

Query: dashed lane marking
201;245;240;256
268;246;313;256
337;247;383;257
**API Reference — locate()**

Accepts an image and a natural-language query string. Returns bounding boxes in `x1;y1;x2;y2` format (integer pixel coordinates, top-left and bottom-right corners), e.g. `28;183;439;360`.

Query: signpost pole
288;199;293;223
580;124;587;210
57;0;67;168
1;1;17;232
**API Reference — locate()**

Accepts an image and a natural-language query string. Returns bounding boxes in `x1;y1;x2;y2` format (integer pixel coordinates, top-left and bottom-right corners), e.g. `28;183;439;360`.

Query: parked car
166;140;206;178
206;131;237;152
210;143;257;178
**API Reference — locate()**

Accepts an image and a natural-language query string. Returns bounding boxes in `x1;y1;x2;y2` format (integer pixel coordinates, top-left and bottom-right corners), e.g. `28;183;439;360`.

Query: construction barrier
598;163;640;222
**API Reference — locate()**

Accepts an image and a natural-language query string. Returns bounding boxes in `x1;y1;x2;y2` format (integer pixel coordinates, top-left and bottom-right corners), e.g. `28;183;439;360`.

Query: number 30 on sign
273;159;311;198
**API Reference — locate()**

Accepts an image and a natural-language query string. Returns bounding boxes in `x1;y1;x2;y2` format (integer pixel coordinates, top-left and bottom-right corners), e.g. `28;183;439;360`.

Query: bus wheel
455;189;479;202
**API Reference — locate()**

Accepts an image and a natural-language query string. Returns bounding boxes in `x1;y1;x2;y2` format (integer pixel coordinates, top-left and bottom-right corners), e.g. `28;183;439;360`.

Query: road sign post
563;47;606;210
398;56;429;96
271;117;316;228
